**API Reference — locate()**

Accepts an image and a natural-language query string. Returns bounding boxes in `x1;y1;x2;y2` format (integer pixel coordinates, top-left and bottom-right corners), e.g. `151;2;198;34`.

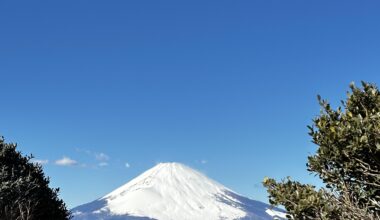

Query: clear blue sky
1;1;380;208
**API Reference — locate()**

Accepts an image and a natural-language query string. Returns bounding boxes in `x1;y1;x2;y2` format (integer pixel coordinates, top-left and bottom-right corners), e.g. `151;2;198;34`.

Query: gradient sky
1;1;380;208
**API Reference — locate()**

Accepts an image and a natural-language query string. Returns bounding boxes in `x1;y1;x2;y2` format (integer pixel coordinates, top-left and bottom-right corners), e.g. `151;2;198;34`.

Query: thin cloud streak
31;159;49;165
55;156;77;166
98;162;108;167
95;153;109;161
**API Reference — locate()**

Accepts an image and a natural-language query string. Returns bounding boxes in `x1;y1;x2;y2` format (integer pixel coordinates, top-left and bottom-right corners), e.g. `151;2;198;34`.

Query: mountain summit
72;162;285;220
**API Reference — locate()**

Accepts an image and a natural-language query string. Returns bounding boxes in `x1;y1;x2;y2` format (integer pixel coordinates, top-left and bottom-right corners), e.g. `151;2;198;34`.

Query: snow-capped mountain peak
72;162;286;220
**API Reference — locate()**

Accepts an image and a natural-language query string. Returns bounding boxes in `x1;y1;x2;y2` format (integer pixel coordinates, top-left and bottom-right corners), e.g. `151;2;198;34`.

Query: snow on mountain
72;162;286;220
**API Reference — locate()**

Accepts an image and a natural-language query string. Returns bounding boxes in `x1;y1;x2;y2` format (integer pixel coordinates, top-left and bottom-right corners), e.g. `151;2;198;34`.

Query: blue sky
1;1;380;208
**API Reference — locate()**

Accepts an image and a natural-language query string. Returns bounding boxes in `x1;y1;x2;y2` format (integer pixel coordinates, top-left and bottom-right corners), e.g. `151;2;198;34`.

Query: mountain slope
72;163;285;220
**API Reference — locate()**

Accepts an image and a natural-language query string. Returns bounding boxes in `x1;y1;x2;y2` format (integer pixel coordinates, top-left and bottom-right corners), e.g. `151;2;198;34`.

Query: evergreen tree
263;82;380;219
0;136;71;220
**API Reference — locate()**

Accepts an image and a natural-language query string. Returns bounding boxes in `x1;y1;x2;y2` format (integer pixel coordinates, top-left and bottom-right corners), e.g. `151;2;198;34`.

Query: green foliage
0;136;71;220
263;177;340;219
309;82;380;209
263;82;380;219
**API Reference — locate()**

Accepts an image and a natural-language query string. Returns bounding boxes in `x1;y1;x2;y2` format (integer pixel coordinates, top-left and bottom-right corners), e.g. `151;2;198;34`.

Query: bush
0;136;71;220
263;82;380;219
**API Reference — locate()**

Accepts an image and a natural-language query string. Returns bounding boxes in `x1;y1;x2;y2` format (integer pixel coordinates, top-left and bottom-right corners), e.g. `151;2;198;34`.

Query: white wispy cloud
125;162;131;168
31;159;49;165
98;162;108;167
75;148;92;155
201;160;208;164
55;156;78;166
75;148;111;168
76;148;110;161
95;153;109;161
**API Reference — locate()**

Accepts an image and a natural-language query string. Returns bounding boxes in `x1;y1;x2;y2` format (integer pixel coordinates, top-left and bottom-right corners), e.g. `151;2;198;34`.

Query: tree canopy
0;136;71;220
263;82;380;219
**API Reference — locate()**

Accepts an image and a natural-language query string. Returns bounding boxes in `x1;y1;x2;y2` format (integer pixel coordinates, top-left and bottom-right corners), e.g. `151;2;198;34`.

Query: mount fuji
71;162;286;220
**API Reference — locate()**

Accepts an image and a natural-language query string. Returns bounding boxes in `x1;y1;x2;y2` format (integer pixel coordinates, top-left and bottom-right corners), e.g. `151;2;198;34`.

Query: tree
263;82;380;219
0;136;71;220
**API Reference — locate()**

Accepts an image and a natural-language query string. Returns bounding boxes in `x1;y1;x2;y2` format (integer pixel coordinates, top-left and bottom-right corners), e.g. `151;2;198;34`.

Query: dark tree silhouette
0;136;71;220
